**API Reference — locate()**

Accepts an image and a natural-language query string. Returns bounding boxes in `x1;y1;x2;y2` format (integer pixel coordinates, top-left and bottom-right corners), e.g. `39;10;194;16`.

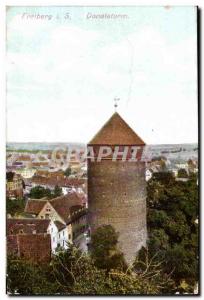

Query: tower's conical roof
88;112;145;145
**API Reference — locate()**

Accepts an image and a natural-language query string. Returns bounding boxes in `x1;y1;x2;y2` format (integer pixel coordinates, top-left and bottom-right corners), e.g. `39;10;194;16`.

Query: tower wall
88;158;147;264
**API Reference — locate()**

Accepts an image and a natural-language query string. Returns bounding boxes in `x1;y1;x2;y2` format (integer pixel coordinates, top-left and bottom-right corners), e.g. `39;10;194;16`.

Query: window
58;233;60;238
68;234;71;240
63;231;65;236
53;237;55;242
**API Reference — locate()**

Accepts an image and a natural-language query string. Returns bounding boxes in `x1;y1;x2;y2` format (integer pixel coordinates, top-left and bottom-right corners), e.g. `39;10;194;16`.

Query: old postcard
6;6;199;295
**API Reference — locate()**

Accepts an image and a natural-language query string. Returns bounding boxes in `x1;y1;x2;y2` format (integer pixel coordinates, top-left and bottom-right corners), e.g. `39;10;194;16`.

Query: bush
90;225;127;271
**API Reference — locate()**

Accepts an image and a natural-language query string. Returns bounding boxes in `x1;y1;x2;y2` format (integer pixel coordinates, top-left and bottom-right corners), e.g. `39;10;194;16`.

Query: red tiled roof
88;112;145;146
7;235;18;256
31;176;85;187
7;218;50;235
32;162;49;167
50;193;83;223
7;234;51;263
17;155;31;161
24;193;86;224
24;199;47;214
54;221;66;231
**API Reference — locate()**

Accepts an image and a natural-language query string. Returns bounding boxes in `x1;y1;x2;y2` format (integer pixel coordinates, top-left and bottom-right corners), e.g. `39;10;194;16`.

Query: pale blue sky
6;6;198;144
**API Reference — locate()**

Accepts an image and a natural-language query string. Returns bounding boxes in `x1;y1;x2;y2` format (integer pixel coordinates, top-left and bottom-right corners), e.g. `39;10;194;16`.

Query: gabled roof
7;218;50;235
88;112;145;146
50;193;83;223
24;199;47;215
25;193;85;224
54;221;66;231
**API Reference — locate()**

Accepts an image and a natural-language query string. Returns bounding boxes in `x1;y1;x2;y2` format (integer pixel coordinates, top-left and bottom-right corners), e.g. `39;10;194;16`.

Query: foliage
177;168;188;178
7;149;49;154
29;186;52;199
6;198;26;217
53;185;63;198
145;171;198;293
7;255;59;295
133;247;175;294
64;167;72;177
29;185;62;199
90;225;127;272
7;245;174;295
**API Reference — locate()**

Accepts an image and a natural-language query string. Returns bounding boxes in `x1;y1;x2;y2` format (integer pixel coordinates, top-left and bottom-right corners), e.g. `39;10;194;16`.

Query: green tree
53;185;62;198
64;167;71;177
177;168;188;178
6;198;26;216
7;246;175;295
145;172;198;293
7;255;59;295
29;186;52;199
90;225;127;272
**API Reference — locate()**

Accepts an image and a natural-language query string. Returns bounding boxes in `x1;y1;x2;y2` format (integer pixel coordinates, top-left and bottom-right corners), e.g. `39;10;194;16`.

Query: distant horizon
6;141;198;146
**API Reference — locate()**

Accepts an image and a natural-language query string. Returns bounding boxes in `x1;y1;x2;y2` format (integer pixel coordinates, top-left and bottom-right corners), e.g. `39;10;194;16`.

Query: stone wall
88;159;147;264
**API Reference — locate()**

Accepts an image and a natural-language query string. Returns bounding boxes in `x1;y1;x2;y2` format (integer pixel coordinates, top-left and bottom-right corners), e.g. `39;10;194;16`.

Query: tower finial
114;97;120;112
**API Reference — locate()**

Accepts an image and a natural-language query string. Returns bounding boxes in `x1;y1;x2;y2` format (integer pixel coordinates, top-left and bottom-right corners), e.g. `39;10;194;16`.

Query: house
7;218;51;235
175;163;188;170
188;159;198;173
6;153;18;167
25;193;88;252
7;217;73;255
6;172;24;199
145;169;152;181
15;167;36;179
35;169;64;179
47;220;71;253
7;218;52;262
16;155;32;168
32;161;49;168
31;175;87;195
7;234;51;263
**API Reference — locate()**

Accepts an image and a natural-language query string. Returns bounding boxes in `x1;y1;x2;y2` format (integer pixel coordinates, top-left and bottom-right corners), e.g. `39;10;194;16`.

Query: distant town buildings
15;167;36;179
6;172;24;199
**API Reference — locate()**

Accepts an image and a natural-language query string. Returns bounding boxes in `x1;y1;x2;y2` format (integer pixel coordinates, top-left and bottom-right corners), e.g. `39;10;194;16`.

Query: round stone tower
87;112;147;264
